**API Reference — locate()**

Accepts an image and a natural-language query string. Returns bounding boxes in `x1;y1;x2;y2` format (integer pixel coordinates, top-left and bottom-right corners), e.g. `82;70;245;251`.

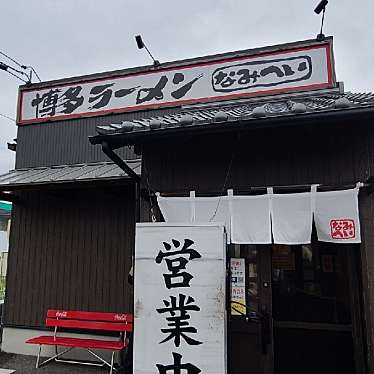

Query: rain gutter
101;141;141;221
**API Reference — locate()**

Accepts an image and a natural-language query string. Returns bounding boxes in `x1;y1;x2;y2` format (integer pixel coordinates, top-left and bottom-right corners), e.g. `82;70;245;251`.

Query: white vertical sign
134;223;227;374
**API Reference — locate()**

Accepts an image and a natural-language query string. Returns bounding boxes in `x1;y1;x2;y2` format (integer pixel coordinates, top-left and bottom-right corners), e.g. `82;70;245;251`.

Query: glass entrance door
228;242;364;374
271;242;363;374
228;242;363;374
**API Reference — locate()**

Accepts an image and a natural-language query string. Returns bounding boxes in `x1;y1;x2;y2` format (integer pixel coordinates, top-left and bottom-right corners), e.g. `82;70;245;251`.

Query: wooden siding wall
16;107;182;169
4;185;135;328
142;121;373;192
358;193;374;373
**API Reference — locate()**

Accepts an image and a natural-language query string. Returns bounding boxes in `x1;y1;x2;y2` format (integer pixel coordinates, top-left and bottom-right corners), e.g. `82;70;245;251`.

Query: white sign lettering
18;43;333;125
55;311;67;318
134;223;227;374
114;314;128;321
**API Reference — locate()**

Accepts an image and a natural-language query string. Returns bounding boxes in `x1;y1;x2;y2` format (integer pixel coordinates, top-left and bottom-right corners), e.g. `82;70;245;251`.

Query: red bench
26;309;133;374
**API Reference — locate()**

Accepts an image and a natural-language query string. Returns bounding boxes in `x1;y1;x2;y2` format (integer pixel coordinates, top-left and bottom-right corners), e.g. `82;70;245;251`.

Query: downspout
100;142;140;331
101;141;141;222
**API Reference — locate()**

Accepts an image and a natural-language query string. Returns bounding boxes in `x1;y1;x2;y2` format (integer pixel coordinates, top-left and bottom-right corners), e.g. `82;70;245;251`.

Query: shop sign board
134;223;227;374
18;41;334;125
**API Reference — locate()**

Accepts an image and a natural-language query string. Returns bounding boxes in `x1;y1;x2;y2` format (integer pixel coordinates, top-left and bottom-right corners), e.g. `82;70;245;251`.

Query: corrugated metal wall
3;184;135;328
15;107;181;169
142;121;373;192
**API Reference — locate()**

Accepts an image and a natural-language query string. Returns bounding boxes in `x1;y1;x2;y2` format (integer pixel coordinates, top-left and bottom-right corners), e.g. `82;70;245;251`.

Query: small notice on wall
231;258;246;315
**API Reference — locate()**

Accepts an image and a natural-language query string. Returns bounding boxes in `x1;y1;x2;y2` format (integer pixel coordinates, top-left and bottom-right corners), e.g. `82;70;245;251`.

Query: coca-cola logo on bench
114;314;128;321
55;311;68;318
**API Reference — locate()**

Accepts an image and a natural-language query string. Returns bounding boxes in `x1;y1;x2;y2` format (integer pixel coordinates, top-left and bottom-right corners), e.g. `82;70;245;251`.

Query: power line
2;68;28;84
0;60;29;83
29;66;41;82
209;150;235;222
0;50;25;69
0;50;42;83
0;113;16;123
0;61;28;78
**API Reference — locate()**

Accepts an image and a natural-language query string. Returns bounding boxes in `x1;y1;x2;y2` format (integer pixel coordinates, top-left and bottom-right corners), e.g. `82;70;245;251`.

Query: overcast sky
0;0;372;174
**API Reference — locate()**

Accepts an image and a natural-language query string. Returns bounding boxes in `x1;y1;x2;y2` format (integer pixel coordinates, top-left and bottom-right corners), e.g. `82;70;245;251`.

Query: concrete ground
0;352;109;373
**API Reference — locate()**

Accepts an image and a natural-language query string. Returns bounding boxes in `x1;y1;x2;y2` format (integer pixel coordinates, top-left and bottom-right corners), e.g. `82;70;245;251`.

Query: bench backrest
46;309;133;332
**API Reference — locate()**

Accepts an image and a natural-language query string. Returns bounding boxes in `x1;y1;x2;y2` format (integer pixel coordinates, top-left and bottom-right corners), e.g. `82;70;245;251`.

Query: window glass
272;243;352;324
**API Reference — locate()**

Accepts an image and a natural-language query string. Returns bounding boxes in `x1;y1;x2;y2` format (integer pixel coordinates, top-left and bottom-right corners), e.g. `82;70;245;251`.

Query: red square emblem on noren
330;219;356;239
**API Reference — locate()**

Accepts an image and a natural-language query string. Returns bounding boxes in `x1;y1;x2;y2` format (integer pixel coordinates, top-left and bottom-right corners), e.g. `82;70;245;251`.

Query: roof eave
89;105;374;149
0;177;136;192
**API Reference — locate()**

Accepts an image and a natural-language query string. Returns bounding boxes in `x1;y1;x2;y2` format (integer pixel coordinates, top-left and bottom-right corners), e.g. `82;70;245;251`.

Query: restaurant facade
1;36;374;374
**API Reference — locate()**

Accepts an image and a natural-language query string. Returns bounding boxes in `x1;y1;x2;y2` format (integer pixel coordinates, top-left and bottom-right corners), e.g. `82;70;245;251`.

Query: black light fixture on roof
135;35;160;67
7;143;16;152
0;50;41;85
7;138;17;152
0;60;30;84
314;0;328;41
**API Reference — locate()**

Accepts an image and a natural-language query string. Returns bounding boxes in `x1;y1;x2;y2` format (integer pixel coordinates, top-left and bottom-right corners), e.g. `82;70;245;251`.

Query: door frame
258;246;274;374
228;244;274;374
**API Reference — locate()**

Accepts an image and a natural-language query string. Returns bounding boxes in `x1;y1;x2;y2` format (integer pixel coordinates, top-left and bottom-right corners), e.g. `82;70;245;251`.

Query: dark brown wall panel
15;107;182;169
4;185;135;328
142;121;373;192
357;193;374;374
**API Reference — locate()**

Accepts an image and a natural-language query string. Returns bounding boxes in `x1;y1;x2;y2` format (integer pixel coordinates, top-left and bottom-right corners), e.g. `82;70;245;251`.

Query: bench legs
83;348;115;371
35;345;73;368
34;345;117;373
110;351;115;374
